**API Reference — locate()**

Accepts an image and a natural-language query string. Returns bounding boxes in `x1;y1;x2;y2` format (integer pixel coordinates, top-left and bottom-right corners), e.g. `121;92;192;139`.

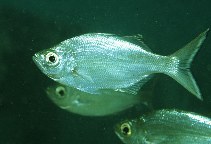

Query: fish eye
46;52;59;66
120;123;131;136
56;86;66;98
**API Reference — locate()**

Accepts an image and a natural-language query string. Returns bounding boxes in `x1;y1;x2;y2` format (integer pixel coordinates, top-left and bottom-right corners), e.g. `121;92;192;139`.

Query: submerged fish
46;83;151;116
115;109;211;144
33;29;209;100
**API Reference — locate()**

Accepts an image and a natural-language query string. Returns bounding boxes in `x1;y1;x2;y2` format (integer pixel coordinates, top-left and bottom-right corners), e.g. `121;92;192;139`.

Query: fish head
46;83;91;108
32;45;76;82
46;83;97;115
115;119;145;144
46;84;77;109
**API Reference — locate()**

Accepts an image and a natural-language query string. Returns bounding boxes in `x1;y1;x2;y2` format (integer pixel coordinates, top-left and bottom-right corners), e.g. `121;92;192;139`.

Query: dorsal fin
85;33;151;52
122;34;152;52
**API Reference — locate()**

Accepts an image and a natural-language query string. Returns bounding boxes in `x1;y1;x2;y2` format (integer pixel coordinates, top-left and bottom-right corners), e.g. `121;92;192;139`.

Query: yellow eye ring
120;123;132;136
46;52;59;66
56;86;66;98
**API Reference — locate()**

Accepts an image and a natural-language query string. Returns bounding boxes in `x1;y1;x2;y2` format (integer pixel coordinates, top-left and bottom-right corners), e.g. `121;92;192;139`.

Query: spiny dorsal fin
85;33;152;52
122;34;152;52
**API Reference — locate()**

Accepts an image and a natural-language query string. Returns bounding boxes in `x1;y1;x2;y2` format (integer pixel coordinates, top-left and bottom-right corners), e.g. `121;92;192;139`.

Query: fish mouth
114;130;124;141
32;54;37;62
114;124;120;135
32;53;46;71
32;54;40;65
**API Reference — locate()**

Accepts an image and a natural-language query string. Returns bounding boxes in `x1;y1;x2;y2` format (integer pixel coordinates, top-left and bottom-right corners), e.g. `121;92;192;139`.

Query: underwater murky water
0;0;211;144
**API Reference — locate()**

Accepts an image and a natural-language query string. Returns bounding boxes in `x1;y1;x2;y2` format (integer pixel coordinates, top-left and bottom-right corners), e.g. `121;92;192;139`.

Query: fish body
46;83;145;116
115;109;211;144
33;30;209;99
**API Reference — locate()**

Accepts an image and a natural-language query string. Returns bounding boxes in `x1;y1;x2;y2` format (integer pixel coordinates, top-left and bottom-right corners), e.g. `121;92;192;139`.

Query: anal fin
116;74;153;95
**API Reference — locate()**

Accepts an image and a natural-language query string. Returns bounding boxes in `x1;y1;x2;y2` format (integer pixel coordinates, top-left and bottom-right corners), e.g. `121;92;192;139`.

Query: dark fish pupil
122;127;129;135
49;55;56;63
59;90;65;96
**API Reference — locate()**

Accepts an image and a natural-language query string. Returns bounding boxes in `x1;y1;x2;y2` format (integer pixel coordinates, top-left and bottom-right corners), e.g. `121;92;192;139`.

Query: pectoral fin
71;68;94;83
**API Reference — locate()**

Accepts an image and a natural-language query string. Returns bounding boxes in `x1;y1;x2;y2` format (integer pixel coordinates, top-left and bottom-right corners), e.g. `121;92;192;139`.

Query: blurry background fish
45;80;156;116
115;109;211;144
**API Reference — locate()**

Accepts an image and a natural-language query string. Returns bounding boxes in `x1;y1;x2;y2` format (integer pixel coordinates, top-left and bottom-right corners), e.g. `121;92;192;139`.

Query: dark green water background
0;0;211;144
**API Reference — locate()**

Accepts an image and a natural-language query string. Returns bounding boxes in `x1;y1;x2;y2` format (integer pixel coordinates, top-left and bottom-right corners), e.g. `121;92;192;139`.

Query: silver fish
46;83;151;116
115;109;211;144
33;29;209;100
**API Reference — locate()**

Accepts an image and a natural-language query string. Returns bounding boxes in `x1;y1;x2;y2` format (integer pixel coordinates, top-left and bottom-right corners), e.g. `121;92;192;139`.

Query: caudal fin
168;29;209;100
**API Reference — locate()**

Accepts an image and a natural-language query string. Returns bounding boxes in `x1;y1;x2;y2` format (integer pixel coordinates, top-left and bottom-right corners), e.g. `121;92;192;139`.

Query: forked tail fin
168;29;209;100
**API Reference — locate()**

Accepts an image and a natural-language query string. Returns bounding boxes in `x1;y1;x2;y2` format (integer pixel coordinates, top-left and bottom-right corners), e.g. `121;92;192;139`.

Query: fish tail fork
167;29;209;100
